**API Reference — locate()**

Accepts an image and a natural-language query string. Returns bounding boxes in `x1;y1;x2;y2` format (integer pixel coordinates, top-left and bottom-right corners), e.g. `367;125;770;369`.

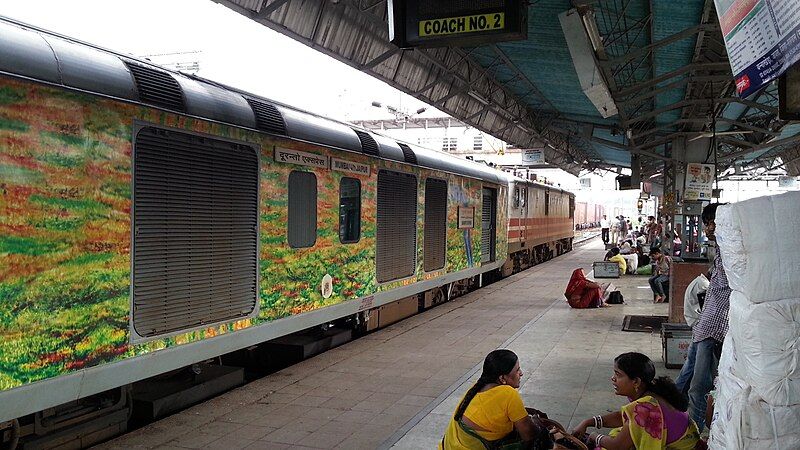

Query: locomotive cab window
513;187;520;208
339;177;361;243
544;191;550;216
288;171;317;248
423;178;447;272
520;188;527;208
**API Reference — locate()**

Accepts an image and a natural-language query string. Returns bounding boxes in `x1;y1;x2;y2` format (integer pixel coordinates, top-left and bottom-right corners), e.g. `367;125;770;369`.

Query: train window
339;177;361;243
545;191;550;216
513;187;520;208
569;196;575;218
132;126;258;340
288;171;318;248
424;178;447;272
520;188;527;208
376;170;417;282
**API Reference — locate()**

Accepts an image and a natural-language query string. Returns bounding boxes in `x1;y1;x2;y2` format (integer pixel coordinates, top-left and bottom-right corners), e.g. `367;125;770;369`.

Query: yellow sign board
419;13;505;37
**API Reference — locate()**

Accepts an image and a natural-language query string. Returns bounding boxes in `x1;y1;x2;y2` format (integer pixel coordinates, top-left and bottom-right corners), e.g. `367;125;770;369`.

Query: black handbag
607;291;624;304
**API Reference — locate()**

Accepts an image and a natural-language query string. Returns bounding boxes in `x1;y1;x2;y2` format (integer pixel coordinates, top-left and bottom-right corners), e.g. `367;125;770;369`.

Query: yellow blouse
461;385;528;440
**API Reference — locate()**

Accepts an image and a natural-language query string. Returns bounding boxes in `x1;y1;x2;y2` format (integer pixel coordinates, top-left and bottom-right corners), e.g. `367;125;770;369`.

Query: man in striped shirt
685;203;730;432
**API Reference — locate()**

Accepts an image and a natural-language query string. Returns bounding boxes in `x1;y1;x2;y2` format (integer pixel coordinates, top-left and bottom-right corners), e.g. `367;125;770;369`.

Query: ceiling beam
602;24;715;68
718;134;800;161
614;62;730;98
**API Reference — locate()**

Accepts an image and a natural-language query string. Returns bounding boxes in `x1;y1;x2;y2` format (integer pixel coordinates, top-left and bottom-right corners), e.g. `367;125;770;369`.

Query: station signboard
521;148;545;165
388;0;528;48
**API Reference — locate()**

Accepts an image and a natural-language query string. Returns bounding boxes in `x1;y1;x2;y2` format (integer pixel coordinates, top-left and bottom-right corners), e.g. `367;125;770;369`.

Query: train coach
0;18;578;440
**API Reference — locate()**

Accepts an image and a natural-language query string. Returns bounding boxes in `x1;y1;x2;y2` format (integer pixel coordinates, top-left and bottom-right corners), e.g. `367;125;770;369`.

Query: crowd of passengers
441;206;732;449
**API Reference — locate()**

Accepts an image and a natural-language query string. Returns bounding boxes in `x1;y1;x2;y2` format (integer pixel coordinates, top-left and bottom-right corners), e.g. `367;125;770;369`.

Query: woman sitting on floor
440;350;551;450
571;352;701;450
564;268;604;308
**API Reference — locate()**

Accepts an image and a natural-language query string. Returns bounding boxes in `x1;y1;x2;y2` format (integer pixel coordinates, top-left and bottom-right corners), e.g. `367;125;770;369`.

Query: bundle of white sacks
708;191;800;450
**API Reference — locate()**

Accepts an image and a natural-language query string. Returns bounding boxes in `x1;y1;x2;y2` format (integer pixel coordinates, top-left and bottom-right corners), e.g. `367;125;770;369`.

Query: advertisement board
684;163;715;201
715;0;800;97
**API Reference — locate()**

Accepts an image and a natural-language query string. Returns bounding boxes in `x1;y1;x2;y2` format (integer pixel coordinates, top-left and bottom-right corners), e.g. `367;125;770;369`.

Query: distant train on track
0;18;579;435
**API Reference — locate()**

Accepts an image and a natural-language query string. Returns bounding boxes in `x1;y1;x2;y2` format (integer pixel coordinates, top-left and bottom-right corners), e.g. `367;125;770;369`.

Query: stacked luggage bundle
708;192;800;449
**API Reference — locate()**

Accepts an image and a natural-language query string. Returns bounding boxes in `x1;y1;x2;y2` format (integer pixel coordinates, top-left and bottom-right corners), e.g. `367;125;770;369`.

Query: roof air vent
246;98;286;135
353;130;379;156
125;62;185;111
397;143;418;165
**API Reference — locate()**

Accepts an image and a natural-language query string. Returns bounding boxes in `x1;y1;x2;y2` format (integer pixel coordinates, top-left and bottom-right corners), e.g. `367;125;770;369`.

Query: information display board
389;0;527;48
715;0;800;97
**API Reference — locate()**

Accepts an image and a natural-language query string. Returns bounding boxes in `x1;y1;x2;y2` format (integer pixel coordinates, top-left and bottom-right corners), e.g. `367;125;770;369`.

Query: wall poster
684;163;715;200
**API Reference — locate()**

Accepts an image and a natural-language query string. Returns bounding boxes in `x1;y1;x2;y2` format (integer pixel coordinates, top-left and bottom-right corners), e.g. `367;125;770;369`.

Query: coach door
481;187;497;263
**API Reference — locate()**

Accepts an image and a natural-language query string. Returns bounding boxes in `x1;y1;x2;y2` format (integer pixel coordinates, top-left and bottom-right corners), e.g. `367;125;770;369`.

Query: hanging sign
274;147;328;169
579;178;592;188
714;0;800;97
521;148;545;165
778;176;798;188
684;163;715;201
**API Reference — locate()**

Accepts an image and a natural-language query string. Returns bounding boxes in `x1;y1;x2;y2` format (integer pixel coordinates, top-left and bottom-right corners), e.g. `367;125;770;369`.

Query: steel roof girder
614;62;730;98
602;24;715;69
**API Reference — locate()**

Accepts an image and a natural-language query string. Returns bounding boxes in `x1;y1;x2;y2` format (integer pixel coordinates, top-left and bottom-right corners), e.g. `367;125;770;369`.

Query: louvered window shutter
376;170;417;283
423;179;447;272
132;127;258;339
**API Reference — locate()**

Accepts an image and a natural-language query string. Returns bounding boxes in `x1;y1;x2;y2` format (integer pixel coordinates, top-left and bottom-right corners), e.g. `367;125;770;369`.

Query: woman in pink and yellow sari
571;352;703;450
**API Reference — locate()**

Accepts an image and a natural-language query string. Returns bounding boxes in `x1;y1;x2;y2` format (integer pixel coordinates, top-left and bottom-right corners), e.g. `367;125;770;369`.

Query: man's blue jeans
648;274;669;297
675;340;697;396
688;338;719;431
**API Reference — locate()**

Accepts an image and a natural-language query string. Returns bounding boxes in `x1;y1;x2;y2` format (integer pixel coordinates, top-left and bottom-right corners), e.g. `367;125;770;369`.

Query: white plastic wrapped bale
708;335;747;450
729;392;800;450
728;291;800;407
713;204;746;294
715;191;800;303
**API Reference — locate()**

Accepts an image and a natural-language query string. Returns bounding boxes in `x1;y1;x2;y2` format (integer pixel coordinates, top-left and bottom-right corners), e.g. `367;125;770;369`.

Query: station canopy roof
216;0;800;179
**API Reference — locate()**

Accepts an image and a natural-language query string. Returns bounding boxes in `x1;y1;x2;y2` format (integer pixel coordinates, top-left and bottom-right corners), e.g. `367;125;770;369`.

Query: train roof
505;174;573;195
0;17;505;185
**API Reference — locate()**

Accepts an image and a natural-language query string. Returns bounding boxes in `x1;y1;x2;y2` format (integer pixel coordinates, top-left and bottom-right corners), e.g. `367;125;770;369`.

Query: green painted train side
0;75;507;395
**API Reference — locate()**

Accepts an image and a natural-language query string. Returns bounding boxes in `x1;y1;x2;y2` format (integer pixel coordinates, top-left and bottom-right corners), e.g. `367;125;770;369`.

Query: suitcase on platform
593;261;620;278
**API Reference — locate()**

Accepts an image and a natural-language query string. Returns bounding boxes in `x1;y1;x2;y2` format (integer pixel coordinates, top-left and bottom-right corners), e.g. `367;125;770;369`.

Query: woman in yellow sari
439;349;551;450
571;352;701;450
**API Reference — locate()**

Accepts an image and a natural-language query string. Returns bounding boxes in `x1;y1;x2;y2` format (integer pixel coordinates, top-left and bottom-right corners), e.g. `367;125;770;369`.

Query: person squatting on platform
564;268;604;309
571;352;701;450
439;350;552;449
648;248;671;303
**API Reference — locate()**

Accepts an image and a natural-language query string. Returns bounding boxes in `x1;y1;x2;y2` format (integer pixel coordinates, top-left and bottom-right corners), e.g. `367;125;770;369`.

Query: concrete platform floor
97;238;675;450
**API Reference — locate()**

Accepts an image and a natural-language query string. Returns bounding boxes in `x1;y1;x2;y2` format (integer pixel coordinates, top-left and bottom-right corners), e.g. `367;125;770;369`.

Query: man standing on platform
685;203;730;432
600;215;610;245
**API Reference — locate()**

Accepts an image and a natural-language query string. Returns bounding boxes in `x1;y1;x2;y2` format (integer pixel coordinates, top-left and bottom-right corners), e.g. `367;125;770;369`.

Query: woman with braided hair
439;349;552;450
571;352;702;450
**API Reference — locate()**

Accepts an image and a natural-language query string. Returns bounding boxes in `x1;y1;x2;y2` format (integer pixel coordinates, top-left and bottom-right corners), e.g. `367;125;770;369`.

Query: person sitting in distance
564;268;605;308
605;247;627;276
571;352;701;450
649;247;671;303
440;350;552;449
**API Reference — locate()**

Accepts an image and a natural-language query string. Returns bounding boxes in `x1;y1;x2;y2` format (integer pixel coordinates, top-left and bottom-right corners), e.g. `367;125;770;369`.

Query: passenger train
0;18;577;434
